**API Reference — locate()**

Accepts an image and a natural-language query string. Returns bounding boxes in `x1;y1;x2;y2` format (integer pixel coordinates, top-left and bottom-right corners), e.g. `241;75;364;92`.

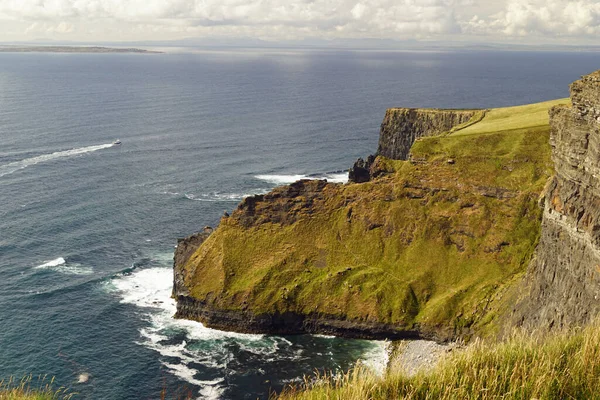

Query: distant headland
0;45;162;54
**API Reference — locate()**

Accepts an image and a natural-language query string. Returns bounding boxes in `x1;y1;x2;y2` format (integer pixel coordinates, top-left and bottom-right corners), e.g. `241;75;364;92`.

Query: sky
0;0;599;45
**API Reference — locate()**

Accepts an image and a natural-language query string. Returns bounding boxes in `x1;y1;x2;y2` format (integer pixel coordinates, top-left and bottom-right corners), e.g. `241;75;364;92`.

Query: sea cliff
510;71;600;330
172;87;573;340
377;108;480;160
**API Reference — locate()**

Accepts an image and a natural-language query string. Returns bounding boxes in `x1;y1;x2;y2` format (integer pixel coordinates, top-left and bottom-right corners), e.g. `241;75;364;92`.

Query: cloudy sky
1;0;599;45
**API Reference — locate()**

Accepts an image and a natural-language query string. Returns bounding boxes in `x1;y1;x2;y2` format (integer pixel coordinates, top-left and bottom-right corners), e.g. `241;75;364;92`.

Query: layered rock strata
512;71;600;329
376;108;478;160
348;108;479;183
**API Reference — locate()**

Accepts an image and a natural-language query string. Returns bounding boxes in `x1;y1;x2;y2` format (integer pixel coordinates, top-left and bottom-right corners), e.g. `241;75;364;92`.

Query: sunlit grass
278;321;600;400
0;376;72;400
453;98;569;136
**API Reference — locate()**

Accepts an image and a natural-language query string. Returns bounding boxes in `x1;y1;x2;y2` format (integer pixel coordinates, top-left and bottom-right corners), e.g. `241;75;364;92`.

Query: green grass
0;376;71;400
452;98;569;137
277;321;600;400
180;98;566;339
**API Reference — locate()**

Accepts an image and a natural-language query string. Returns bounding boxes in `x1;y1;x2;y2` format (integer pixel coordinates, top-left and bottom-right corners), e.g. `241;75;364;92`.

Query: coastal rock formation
348;155;375;183
173;98;559;341
377;108;478;160
512;71;600;330
350;109;481;183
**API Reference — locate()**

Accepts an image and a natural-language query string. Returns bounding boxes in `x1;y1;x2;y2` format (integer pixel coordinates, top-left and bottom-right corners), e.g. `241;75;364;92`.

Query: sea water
1;48;599;399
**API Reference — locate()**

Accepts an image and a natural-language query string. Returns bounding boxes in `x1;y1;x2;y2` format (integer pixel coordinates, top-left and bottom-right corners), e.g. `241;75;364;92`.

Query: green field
453;98;569;136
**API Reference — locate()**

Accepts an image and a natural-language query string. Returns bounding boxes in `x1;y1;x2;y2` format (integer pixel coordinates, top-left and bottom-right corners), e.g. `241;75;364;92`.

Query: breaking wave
34;257;93;275
36;257;66;268
107;265;388;397
255;172;348;185
181;189;269;202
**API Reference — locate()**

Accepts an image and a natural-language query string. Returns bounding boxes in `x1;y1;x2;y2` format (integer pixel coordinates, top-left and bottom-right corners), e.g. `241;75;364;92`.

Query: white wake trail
0;143;115;177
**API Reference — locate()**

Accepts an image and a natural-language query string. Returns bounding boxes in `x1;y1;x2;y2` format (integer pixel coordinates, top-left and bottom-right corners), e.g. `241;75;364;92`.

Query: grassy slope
182;98;568;339
453;99;568;136
278;321;600;400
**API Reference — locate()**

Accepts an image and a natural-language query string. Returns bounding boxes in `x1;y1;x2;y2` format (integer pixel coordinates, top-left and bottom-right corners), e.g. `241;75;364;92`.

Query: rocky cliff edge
510;71;600;330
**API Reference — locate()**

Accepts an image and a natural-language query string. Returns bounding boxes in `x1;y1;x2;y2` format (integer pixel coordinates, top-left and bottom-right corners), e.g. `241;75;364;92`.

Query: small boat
113;139;122;145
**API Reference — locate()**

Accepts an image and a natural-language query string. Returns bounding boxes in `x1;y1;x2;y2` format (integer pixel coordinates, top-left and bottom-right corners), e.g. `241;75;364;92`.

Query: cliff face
172;99;560;341
512;72;600;329
377;108;479;160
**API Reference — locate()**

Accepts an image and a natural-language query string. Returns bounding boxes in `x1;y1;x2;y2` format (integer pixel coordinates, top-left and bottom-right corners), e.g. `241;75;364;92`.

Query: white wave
34;257;93;275
358;340;390;376
108;265;389;394
312;334;336;339
255;174;310;184
108;267;267;394
182;189;269;202
198;380;226;400
321;173;349;184
161;362;224;388
255;172;348;185
36;257;66;268
0;143;115;178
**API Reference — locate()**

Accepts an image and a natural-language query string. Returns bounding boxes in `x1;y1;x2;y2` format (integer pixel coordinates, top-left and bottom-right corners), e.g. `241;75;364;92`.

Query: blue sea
1;48;599;399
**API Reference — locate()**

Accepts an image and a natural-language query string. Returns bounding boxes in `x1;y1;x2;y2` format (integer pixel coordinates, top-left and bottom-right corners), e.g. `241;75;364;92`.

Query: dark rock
348;155;375;183
377;108;478;160
234;179;330;227
172;232;211;298
174;295;424;341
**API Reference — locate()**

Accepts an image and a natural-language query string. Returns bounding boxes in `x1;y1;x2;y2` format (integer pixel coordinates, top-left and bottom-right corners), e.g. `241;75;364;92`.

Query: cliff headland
169;66;600;342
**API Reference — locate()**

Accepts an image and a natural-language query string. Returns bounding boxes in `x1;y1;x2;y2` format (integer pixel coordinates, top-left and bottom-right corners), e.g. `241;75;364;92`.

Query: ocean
0;48;599;399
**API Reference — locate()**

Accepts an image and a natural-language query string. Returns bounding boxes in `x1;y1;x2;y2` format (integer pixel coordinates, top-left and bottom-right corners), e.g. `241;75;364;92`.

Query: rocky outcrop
512;71;600;330
174;295;421;340
348;155;375;183
377;108;478;160
172;232;211;297
232;179;332;227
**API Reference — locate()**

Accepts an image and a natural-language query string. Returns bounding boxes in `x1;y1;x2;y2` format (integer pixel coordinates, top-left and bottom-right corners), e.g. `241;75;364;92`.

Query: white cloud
0;0;599;42
0;0;463;40
464;0;600;37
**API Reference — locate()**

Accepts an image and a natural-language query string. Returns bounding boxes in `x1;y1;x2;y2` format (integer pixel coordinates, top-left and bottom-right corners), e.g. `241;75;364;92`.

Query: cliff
173;97;567;341
350;108;483;183
377;108;481;160
510;71;600;330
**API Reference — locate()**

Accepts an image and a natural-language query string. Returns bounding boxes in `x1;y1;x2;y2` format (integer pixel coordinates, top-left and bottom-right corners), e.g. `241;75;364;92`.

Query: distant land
0;45;161;54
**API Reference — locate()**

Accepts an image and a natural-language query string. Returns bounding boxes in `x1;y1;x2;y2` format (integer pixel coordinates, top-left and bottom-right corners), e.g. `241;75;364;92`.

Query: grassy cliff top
179;98;568;340
452;98;569;136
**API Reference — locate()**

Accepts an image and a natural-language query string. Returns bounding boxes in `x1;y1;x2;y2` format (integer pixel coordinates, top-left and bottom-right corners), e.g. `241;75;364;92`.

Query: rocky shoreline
174;294;425;340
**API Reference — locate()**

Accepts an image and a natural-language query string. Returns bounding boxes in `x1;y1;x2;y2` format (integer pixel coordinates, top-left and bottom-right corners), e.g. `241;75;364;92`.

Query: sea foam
255;172;348;185
182;189;269;202
109;267;267;395
34;257;93;275
36;257;66;268
109;265;388;395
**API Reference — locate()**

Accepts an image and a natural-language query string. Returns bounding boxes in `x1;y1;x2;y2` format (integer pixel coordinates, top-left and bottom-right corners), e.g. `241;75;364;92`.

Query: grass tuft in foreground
277;321;600;400
0;376;72;400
